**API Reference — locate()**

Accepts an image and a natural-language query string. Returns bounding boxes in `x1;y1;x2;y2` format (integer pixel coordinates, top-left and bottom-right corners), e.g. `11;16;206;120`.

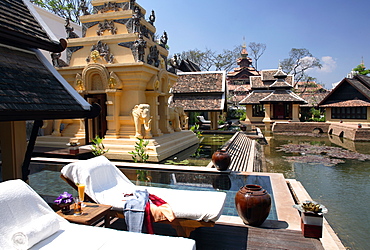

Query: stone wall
272;122;330;134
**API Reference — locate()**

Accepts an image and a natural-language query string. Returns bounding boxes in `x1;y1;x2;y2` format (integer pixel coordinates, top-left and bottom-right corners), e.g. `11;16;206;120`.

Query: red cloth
144;201;154;234
144;194;175;234
149;194;166;206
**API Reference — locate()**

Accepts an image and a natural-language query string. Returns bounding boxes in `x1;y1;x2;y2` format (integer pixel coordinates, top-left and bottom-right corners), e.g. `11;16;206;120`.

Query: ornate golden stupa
37;0;198;161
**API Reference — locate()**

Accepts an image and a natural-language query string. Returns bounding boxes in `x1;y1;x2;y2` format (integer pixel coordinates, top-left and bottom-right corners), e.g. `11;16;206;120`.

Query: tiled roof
227;67;259;77
172;72;226;111
320;99;370;107
296;82;328;93
173;72;225;93
347;77;370;98
250;69;293;89
172;94;224;111
0;0;65;52
228;84;251;91
250;76;268;89
0;45;99;121
319;75;370;106
299;93;328;107
261;70;277;81
270;79;292;89
260;89;307;103
239;90;273;105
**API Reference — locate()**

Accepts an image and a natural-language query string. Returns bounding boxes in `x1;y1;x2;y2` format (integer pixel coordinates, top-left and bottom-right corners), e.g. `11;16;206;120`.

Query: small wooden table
57;202;112;227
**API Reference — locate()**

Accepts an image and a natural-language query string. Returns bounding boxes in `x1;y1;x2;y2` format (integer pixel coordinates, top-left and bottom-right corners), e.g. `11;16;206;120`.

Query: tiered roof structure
240;67;306;106
227;44;259;104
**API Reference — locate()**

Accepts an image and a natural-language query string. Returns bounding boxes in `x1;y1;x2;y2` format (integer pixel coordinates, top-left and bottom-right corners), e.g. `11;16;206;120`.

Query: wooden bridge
207;132;261;172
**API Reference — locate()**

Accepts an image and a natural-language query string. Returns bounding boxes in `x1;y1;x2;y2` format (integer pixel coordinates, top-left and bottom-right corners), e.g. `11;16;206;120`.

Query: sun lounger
0;179;196;250
60;156;227;237
196;116;211;124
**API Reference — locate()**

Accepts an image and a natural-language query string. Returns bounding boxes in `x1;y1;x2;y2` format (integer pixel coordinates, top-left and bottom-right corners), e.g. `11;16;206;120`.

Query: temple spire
241;37;248;58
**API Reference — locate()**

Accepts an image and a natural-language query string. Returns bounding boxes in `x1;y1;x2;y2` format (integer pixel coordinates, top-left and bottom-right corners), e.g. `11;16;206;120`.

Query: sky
138;0;370;89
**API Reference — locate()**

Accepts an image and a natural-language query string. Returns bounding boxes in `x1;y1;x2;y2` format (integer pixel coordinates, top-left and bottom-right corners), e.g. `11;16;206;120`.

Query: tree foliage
31;0;91;24
353;64;370;75
248;42;266;71
176;46;240;72
280;48;322;86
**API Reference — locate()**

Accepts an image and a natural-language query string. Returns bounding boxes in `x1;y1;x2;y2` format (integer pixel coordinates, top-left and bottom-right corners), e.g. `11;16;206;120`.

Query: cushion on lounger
61;156;226;222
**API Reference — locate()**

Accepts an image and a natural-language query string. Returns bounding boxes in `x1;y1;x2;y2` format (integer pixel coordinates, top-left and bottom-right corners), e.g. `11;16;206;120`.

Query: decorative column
146;91;163;137
0;121;27;180
210;112;219;130
244;105;253;123
262;103;273;131
292;103;300;122
105;89;122;138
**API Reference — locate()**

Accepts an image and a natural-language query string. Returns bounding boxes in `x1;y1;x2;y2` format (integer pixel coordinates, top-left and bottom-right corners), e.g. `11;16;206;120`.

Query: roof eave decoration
0;103;101;122
0;0;67;53
0;29;67;53
319;75;370;106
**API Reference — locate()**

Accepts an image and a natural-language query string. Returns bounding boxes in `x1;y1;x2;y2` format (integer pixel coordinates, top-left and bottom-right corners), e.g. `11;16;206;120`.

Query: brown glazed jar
212;150;231;171
235;184;271;226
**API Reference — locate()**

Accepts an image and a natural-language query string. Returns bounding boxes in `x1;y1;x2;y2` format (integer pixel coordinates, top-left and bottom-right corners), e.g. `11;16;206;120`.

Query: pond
159;133;233;166
264;132;370;250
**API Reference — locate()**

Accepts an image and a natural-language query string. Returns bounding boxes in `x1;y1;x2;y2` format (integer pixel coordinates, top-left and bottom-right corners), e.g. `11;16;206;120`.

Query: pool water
28;163;277;220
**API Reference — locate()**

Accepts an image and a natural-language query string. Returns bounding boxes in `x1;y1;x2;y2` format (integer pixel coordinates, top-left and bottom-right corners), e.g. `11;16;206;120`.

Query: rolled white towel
11;214;60;250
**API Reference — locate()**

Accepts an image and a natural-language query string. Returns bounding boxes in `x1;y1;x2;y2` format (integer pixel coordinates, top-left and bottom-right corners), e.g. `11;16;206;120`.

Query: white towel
61;156;227;222
11;214;60;250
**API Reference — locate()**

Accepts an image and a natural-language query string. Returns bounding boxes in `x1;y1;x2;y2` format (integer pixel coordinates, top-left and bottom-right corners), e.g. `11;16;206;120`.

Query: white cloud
317;56;337;73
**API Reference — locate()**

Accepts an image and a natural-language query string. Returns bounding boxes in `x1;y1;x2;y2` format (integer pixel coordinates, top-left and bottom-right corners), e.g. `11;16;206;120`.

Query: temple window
252;104;265;117
331;107;367;119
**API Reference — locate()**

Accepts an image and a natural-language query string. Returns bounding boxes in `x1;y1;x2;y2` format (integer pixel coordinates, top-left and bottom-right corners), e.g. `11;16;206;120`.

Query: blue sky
138;0;370;89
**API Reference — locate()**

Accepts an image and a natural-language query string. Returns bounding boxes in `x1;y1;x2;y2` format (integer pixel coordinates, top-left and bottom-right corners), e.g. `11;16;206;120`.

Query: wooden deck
208;132;258;172
108;218;324;250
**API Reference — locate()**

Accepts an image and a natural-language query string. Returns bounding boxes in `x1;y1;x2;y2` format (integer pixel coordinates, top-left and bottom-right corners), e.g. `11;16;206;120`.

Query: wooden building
319;75;370;123
240;67;306;128
171;71;227;130
0;0;99;181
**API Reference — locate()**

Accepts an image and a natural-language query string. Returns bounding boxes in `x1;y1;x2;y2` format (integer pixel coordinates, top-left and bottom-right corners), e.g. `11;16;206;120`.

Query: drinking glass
74;197;82;216
78;184;86;207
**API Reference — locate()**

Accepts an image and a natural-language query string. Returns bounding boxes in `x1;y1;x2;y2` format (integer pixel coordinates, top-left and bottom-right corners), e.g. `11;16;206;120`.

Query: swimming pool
28;161;277;220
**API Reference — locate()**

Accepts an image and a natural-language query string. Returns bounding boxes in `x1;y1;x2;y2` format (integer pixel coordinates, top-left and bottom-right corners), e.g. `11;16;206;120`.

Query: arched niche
82;63;110;91
157;69;169;93
147;75;160;91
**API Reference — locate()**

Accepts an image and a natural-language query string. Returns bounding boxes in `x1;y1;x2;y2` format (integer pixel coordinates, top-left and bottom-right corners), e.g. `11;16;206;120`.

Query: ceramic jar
212;149;231;171
235;184;271;226
60;204;71;214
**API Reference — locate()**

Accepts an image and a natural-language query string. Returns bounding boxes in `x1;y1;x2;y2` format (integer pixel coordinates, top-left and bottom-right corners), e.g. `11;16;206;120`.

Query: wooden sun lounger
60;174;215;237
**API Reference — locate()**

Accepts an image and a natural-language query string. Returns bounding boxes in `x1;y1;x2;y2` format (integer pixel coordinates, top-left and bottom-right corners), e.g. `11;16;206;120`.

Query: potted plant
293;200;328;238
54;192;74;214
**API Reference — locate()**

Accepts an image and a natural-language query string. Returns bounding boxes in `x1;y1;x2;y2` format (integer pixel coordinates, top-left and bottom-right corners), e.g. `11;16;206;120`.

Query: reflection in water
264;134;370;250
212;175;231;190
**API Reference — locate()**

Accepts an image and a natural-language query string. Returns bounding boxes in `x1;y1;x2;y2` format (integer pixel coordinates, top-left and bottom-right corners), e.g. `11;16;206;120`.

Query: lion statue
169;106;188;132
132;104;152;139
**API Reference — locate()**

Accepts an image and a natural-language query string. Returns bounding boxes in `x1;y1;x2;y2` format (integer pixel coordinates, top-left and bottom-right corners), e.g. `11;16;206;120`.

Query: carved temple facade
36;0;198;162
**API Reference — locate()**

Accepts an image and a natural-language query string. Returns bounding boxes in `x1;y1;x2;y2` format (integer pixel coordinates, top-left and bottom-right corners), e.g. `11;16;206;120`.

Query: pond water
264;133;370;250
159;134;233;166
